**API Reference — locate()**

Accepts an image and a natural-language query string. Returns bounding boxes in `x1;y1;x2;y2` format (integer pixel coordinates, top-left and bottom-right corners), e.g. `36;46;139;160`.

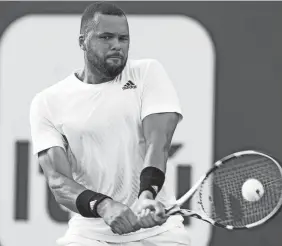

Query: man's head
79;2;129;79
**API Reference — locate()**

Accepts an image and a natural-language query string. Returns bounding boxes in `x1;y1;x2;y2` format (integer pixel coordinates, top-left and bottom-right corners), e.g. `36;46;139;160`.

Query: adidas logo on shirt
122;80;137;90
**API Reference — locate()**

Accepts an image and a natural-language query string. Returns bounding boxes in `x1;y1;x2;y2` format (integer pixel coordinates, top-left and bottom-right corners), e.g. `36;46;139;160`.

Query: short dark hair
80;1;126;34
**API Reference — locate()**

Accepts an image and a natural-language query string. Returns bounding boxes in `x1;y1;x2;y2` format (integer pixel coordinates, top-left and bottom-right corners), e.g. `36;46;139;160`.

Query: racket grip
164;204;178;213
165;207;196;217
165;205;182;216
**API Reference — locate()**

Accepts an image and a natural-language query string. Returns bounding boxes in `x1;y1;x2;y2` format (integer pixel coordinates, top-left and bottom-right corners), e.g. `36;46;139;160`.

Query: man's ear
79;34;86;51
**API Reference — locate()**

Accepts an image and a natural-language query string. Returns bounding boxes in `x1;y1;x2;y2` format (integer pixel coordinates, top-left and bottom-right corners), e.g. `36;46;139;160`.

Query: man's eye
120;36;129;41
101;36;111;40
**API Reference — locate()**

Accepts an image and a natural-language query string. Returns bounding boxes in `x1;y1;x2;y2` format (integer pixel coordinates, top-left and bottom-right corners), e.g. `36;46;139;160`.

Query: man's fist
97;198;141;235
136;194;168;229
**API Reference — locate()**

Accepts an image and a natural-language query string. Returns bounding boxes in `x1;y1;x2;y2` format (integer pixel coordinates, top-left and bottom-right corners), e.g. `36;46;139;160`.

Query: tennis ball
241;178;264;202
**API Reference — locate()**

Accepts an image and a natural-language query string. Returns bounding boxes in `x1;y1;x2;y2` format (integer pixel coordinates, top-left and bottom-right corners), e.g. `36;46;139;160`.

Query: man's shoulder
127;58;160;71
31;71;75;109
124;59;162;81
35;73;74;97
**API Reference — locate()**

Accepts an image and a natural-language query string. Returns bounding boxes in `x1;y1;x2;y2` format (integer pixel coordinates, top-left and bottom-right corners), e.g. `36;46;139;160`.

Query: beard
87;51;127;79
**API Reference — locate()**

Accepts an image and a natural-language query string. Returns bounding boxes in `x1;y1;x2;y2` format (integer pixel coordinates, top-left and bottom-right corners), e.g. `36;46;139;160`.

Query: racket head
197;150;282;229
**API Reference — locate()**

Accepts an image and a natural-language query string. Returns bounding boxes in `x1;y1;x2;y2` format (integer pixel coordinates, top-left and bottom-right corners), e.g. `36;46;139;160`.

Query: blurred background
0;1;282;246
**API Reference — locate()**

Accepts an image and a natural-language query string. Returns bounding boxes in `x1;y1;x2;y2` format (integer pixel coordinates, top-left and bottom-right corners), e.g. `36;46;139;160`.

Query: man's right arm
38;146;111;215
38;146;141;235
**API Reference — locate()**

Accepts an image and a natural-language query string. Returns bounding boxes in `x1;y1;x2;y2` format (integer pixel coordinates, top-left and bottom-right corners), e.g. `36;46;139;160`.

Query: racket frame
166;150;282;230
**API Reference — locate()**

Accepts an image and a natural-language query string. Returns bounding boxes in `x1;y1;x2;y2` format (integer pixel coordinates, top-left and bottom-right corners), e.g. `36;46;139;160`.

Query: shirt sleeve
30;93;66;155
141;59;183;121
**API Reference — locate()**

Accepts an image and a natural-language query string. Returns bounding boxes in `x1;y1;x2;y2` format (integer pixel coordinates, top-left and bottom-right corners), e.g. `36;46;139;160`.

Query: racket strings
263;178;282;186
198;154;282;228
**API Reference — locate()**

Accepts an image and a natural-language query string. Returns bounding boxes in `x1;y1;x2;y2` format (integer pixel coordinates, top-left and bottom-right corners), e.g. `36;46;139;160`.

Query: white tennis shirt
30;59;184;244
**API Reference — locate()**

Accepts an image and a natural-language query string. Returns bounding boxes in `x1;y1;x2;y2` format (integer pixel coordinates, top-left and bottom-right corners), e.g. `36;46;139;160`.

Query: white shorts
61;226;190;246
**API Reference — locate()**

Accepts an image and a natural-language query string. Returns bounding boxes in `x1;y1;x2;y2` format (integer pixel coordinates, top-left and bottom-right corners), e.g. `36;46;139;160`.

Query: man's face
83;13;130;79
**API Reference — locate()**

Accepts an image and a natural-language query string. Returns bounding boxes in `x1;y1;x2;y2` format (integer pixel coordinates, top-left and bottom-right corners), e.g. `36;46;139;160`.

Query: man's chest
56;84;142;134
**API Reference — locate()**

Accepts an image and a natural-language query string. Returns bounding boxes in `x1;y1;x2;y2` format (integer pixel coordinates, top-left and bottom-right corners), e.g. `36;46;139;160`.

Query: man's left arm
141;112;179;196
143;112;180;171
136;59;182;228
137;112;180;227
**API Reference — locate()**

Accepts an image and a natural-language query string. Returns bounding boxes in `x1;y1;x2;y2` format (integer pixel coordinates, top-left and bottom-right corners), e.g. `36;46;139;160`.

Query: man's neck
78;62;113;85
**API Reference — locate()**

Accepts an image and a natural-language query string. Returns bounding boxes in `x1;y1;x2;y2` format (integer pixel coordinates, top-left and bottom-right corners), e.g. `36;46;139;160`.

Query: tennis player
30;2;190;246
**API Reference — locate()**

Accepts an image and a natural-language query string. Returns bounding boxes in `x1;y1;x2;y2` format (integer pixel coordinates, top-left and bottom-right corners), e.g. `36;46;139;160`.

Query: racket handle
164;205;192;216
166;208;205;219
165;208;194;216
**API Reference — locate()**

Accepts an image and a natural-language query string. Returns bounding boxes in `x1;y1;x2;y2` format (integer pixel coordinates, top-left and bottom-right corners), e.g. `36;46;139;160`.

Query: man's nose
111;37;121;50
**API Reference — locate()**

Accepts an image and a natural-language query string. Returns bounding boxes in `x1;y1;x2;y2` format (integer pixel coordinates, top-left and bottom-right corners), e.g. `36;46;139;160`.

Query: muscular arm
38;147;87;213
140;112;180;199
38;147;140;234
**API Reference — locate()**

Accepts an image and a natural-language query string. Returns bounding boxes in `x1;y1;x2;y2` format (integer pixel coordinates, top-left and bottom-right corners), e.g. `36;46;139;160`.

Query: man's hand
136;191;168;229
97;198;141;235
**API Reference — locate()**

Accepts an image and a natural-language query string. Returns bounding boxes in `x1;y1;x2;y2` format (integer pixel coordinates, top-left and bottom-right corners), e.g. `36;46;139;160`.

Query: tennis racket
165;150;282;229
